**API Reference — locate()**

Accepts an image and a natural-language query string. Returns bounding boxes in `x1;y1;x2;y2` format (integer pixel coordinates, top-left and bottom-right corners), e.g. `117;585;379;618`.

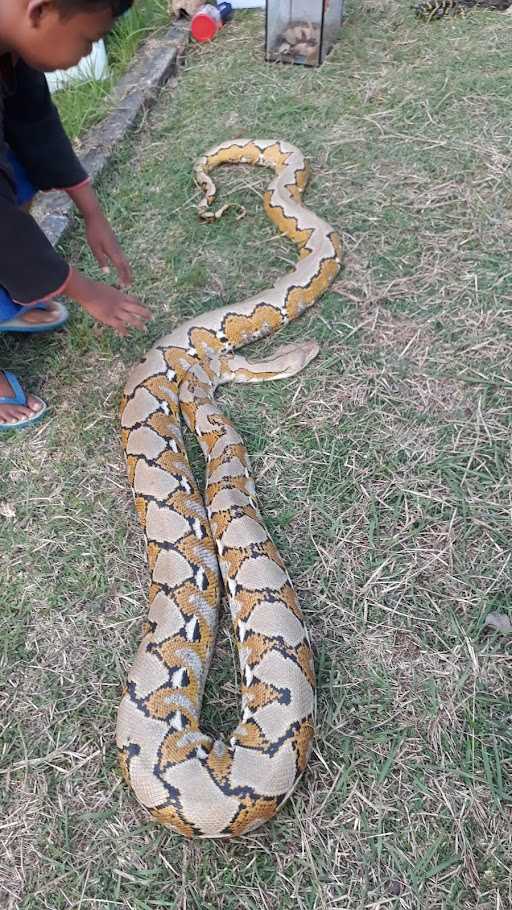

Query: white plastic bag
230;1;265;7
45;40;109;94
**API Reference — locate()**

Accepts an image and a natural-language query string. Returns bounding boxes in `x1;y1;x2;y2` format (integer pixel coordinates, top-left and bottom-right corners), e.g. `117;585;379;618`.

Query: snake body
414;0;511;19
117;139;341;838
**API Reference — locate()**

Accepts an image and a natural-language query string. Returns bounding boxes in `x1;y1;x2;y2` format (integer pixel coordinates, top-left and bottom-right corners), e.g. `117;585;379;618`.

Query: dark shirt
0;55;87;304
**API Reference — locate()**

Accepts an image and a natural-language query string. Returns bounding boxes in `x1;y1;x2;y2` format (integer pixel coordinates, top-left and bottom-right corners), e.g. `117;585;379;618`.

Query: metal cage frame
264;0;343;67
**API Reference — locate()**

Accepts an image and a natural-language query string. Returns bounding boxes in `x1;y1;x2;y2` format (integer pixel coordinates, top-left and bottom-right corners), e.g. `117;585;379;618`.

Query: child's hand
66;182;132;288
81;284;150;336
85;210;133;288
66;269;151;336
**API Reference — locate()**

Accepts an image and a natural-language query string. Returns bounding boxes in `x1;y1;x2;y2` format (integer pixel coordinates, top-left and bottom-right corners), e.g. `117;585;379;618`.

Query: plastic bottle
217;2;233;20
191;3;233;42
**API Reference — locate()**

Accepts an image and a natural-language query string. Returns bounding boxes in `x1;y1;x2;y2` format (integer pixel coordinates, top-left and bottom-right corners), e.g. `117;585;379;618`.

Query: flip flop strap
0;371;27;406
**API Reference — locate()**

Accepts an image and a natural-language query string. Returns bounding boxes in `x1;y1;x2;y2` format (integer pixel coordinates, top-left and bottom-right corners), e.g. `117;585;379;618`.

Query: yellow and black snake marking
117;139;341;838
414;0;511;19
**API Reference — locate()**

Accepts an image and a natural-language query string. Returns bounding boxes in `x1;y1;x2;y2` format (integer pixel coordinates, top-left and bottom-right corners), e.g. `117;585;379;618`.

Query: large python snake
414;0;511;20
117;139;342;838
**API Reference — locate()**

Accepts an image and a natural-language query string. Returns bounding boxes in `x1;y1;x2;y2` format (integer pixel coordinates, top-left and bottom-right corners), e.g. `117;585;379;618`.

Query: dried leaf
484;611;512;634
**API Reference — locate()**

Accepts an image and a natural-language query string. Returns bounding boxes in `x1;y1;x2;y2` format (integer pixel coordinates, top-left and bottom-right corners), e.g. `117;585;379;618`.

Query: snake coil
117;140;341;838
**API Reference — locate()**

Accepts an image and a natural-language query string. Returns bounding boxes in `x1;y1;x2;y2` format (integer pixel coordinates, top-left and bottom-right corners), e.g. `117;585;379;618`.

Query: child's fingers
119;309;148;331
120;298;152;325
107;312;129;336
82;286;150;334
92;245;110;271
104;300;150;334
126;299;151;319
112;251;133;287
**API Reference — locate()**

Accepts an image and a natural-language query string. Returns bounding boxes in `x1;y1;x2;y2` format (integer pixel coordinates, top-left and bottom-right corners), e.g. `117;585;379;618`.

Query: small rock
484;611;512;635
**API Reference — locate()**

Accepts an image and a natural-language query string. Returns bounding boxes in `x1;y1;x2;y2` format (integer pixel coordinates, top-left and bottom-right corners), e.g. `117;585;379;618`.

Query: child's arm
2;59;149;330
0;173;149;334
0;164;149;334
67;181;132;287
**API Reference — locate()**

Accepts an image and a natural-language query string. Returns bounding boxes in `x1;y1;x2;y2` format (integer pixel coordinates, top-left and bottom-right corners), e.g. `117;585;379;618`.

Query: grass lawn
1;2;511;907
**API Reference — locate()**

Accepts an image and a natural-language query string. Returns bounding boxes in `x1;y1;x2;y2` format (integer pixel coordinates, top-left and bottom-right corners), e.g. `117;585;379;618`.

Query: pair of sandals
0;299;68;431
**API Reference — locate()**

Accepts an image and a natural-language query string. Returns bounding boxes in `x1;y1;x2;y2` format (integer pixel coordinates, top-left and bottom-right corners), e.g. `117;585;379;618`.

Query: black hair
54;0;133;18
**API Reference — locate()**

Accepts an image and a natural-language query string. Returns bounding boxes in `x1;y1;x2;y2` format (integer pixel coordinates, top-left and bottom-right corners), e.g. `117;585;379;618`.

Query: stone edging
33;20;190;247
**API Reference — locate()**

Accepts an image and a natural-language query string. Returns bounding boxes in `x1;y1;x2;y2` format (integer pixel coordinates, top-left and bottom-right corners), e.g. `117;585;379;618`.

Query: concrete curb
33;20;190;247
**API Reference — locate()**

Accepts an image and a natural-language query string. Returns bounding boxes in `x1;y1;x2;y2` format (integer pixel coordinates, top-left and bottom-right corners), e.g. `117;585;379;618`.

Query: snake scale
414;0;511;19
117;139;342;838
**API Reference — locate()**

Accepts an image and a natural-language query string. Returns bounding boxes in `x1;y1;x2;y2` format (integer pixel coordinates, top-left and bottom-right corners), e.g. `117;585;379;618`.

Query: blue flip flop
0;296;69;334
0;371;48;431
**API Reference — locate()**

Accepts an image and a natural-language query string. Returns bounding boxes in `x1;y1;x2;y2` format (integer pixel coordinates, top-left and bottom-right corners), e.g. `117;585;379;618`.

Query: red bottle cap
191;12;219;42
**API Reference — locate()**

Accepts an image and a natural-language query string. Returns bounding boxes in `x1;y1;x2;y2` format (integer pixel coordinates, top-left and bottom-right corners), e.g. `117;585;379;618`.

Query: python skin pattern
414;0;511;19
117;139;342;838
